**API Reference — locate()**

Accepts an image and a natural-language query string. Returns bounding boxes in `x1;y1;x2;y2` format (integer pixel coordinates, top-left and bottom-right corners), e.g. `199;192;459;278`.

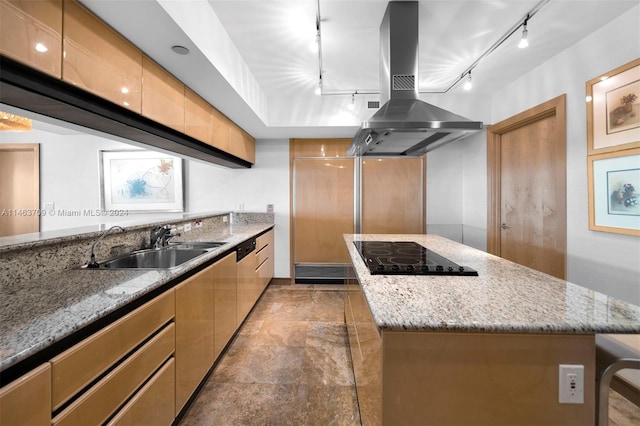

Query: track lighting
518;16;529;49
463;72;472;90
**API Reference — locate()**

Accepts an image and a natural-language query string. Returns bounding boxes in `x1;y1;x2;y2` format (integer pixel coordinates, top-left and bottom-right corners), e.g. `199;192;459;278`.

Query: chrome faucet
150;224;180;248
86;225;125;268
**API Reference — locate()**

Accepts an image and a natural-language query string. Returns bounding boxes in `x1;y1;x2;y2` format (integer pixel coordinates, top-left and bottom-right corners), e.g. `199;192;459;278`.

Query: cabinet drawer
255;244;269;268
52;323;175;426
0;363;51;426
106;358;175;426
51;290;174;410
255;254;274;290
255;229;273;252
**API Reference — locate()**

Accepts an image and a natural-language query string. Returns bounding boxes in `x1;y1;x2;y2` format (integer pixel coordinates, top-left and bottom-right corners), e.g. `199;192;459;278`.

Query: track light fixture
463;72;472;90
518;16;529;49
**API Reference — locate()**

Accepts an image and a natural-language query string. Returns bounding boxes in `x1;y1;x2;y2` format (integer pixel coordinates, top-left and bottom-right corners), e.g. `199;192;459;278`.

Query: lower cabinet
0;363;51;426
212;252;237;358
1;229;274;425
175;266;215;414
52;324;175;426
255;229;274;291
107;358;175;426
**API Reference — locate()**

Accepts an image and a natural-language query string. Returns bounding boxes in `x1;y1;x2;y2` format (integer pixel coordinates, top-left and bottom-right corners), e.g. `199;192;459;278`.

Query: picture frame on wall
100;150;184;212
588;147;640;236
586;58;640;155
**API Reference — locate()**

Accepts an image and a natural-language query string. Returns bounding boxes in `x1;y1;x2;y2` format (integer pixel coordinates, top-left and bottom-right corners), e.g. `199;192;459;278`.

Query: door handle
501;223;510;229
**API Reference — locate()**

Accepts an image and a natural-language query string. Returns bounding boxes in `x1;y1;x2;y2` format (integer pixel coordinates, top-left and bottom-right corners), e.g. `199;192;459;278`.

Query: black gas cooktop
353;241;478;276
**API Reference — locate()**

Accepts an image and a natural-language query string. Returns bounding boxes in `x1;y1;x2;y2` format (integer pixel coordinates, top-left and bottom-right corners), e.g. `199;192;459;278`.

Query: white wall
490;5;640;305
186;139;291;278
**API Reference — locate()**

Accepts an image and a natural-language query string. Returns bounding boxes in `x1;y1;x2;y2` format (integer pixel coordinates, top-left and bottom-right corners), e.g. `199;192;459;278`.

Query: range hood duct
348;1;483;157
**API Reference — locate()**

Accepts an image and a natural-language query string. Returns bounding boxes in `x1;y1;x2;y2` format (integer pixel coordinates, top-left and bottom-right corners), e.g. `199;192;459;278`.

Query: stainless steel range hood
348;1;483;157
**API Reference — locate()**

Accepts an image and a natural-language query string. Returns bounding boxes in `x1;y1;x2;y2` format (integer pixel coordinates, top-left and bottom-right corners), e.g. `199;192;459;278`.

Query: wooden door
0;143;40;237
488;95;566;279
361;157;425;234
293;157;355;264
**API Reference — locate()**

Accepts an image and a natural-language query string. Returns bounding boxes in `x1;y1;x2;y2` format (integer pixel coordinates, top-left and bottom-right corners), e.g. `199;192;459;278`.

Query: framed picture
100;150;184;212
586;58;640;155
588;147;640;236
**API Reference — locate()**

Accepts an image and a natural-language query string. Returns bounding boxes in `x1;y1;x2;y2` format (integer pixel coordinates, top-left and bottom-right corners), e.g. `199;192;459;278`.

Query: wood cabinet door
0;0;62;77
142;56;185;133
211;108;230;152
0;363;51;426
228;123;255;164
185;88;214;145
293;158;355;264
361;157;425;234
175;266;214;413
62;0;141;112
212;252;237;358
236;250;257;325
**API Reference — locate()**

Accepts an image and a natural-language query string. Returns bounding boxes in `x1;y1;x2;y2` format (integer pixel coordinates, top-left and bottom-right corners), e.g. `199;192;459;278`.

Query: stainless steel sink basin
167;242;226;250
101;246;208;269
83;241;227;270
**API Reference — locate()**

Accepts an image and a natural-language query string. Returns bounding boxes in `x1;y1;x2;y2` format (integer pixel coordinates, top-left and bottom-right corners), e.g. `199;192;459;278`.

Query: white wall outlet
223;216;228;223
267;203;274;213
183;223;192;232
559;364;584;404
195;220;203;228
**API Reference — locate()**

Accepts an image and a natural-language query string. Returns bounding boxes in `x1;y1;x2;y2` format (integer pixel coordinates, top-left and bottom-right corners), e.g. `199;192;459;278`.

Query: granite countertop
0;223;273;373
345;234;640;334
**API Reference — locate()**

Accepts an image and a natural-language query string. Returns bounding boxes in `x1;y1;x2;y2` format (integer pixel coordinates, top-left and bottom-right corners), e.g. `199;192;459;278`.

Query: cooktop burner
353;241;478;276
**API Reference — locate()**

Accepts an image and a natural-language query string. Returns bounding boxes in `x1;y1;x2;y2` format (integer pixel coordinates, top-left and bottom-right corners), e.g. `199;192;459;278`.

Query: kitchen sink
167;242;226;250
83;241;227;270
101;246;209;269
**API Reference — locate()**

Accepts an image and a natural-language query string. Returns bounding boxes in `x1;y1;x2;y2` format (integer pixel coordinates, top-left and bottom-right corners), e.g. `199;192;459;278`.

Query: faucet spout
87;225;125;268
150;224;179;249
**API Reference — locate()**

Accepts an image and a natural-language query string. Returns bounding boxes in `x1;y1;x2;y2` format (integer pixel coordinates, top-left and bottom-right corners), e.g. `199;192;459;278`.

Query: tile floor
179;284;360;425
179;283;639;426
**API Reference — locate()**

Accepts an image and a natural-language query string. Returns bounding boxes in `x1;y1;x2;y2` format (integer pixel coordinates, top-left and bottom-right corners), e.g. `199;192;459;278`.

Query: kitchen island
344;234;640;425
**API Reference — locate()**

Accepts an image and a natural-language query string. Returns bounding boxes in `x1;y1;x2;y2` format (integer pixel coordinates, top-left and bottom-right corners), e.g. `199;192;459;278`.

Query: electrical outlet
183;223;192;232
559;364;584;404
223;216;228;223
267;203;274;213
195;220;203;228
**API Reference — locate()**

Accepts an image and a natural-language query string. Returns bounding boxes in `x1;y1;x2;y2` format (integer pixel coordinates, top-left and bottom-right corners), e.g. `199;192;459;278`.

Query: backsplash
0;212;273;288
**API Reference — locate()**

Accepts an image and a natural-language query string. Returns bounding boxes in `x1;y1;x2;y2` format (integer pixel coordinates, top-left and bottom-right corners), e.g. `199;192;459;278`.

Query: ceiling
70;0;637;140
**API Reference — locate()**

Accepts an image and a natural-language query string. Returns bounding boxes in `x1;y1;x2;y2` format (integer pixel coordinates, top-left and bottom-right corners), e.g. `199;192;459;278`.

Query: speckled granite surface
0;222;273;373
345;234;640;334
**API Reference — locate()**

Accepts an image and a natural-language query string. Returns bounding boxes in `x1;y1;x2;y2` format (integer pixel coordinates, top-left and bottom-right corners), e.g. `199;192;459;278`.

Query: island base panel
381;332;595;425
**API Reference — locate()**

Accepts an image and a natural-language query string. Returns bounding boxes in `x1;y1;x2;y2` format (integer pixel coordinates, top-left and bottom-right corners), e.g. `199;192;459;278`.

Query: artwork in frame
100;150;184;212
588;147;640;236
586;58;640;155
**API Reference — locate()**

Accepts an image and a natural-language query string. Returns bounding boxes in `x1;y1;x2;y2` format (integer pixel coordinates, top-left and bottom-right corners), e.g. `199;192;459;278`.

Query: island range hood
348;1;483;157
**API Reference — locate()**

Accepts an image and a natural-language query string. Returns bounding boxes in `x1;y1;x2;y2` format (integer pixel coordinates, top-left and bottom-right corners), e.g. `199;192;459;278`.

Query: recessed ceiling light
171;45;190;55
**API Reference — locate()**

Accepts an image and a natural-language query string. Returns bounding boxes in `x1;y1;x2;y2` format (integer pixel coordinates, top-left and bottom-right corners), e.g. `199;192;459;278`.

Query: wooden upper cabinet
211;107;230;152
62;0;141;112
0;0;63;78
142;56;185;133
185;88;214;145
228;122;255;164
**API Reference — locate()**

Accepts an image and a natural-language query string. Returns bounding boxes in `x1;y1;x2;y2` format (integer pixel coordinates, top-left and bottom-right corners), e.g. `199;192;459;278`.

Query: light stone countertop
345;234;640;334
0;223;273;374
